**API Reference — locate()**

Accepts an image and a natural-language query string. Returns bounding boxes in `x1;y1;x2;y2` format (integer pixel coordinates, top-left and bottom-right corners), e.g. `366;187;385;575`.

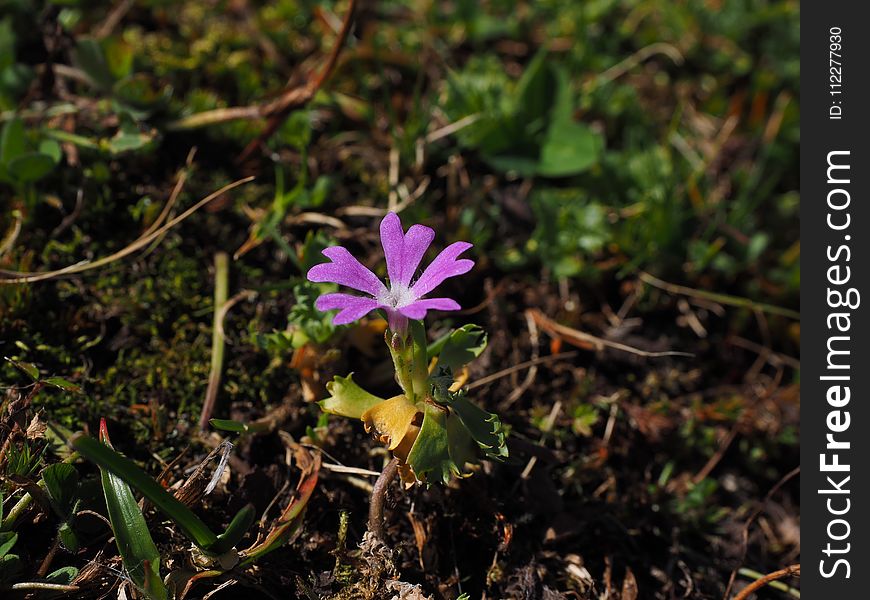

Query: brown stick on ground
199;252;229;431
731;564;800;600
368;457;400;540
166;0;358;143
236;0;357;163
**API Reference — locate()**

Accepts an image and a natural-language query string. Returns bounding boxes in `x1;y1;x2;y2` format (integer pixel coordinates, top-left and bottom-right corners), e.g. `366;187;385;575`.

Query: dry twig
527;308;692;358
0;156;254;284
639;272;800;320
164;0;358;163
731;564;800;600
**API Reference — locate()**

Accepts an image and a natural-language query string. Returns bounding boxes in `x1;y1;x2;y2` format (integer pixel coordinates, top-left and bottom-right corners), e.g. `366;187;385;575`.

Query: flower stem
368;456;400;540
409;320;430;398
387;333;416;402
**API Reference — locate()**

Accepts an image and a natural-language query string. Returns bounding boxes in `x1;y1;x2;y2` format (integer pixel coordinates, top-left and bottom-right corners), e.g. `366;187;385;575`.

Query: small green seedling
0;117;62;200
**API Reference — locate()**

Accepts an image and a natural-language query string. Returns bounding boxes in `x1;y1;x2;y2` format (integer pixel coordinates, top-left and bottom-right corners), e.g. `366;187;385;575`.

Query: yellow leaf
362;395;421;451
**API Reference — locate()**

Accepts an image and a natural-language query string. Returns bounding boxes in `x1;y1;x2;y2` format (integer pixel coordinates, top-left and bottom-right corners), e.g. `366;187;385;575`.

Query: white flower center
378;282;416;309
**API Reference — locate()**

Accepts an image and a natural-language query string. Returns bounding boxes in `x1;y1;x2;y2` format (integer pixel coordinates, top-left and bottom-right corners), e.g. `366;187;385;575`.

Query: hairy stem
368;457;400;540
1;491;33;530
387;332;416;402
409;320;430;398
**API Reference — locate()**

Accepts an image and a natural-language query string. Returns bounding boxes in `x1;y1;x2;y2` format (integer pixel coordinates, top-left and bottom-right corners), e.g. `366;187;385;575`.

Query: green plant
307;212;507;539
0;117;62;201
71;417;319;597
97;420;167;599
0;16;34;110
0;495;22;583
72;432;255;557
442;50;603;177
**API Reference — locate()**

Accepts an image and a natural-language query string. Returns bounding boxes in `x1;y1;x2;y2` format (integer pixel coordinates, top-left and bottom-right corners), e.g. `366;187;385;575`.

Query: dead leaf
407;512;429;569
621;567;638;600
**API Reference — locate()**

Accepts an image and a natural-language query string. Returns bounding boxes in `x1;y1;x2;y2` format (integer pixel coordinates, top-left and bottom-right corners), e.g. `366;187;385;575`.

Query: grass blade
72;430;219;551
210;503;256;554
98;420;167;600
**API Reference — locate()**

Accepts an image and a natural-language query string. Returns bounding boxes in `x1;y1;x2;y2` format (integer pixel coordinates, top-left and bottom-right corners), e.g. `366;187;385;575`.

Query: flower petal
398;297;461;319
410;241;474;297
307;246;387;297
398;224;436;285
380;213;435;286
315;293;381;325
379;213;405;284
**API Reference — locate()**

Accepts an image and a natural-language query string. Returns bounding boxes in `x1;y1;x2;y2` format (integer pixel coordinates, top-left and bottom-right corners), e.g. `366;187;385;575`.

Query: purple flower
307;213;474;331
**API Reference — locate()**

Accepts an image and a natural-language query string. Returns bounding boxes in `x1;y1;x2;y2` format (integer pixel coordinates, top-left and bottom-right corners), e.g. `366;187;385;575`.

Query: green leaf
113;74;168;110
42;463;79;517
211;503;256;554
429;368;454;401
6;357;39;381
429;324;488;374
0;553;21;582
73;38;114;89
446;412;477;476
319;374;385;419
103;36;134;80
0;17;15;71
96;421;167;600
38;139;63;164
106;122;155;155
308;175;331;208
442;52;602;179
515;48;555;125
46;566;79;586
0;532;17;558
283;280;340;347
43;377;82;393
442;56;519;157
406;403;454;484
482;153;540;177
209;419;249;433
7;152;56;183
0;63;35;100
0;116;25;165
533;66;601;177
44;128;101;150
537;121;601;177
548;65;576;125
72;432;220;552
279;109;313;150
529;189;610;277
59;521;80;553
449;394;508;460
